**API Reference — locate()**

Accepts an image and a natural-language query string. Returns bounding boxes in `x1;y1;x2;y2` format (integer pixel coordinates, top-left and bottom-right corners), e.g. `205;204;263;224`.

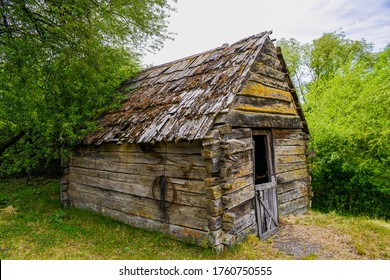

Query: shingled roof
83;31;289;145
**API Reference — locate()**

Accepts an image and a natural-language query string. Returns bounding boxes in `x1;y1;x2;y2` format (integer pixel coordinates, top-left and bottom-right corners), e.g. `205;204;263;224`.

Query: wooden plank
274;139;307;146
83;140;204;155
272;129;306;140
250;61;286;81
69;188;208;231
275;154;306;165
222;149;252;167
255;53;283;69
226;110;303;129
221;161;253;179
77;151;206;167
277;179;309;194
278;185;309;204
69;183;208;219
221;138;253;154
222;185;255;210
223;173;254;193
274;145;306;156
233;96;297;116
238;81;292;102
279;197;309;216
276;169;309;184
68;174;208;208
69;166;206;194
247;72;290;91
79;204;211;247
221;128;252;141
70;157;207;180
222;210;256;234
276;162;307;173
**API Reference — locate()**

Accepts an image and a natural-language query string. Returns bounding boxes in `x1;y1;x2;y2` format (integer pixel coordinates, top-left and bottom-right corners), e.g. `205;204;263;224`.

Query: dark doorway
253;135;269;184
252;131;278;240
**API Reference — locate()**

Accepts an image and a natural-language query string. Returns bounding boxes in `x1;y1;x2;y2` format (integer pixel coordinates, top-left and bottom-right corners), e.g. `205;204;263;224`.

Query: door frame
252;130;279;239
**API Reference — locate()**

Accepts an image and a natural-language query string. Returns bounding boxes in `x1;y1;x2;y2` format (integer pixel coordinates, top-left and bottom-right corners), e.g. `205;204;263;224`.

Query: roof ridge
140;31;273;73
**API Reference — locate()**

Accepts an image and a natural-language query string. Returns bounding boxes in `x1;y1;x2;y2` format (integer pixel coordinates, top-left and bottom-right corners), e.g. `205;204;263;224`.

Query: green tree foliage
277;38;311;102
0;0;175;176
281;32;389;218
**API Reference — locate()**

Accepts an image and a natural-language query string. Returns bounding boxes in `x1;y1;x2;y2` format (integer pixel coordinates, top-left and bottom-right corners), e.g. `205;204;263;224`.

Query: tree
277;38;311;102
0;0;175;176
280;32;389;218
304;35;389;218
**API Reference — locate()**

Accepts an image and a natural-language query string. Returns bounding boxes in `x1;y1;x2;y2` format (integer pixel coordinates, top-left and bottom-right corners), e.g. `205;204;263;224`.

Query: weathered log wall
221;37;312;217
63;141;212;246
202;125;257;251
273;129;312;215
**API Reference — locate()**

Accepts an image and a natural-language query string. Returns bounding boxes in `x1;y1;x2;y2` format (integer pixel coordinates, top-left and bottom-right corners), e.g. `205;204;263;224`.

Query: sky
142;0;390;66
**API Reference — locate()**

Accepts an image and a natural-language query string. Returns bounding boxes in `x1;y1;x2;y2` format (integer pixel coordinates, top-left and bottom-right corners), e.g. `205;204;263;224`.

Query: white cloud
143;0;390;66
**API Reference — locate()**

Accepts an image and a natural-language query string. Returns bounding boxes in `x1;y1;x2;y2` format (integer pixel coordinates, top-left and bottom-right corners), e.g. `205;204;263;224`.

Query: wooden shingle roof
84;31;274;145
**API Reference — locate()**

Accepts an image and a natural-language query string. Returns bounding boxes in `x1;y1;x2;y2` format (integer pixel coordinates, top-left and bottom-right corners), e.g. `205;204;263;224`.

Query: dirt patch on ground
272;224;358;259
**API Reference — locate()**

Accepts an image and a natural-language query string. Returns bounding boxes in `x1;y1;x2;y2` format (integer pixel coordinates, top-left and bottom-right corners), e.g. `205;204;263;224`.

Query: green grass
0;178;389;260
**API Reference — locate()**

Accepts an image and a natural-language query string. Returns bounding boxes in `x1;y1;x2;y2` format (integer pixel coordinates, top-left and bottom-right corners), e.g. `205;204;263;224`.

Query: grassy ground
0;178;389;260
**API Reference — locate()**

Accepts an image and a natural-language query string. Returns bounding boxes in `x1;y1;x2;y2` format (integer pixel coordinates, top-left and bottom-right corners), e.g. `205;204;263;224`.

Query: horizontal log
274;145;306;156
222;149;252;167
247;72;290;91
272;129;306;140
255;53;283;69
221;138;253;154
233;96;297;116
221;128;252;141
222;185;255;210
77;151;206;167
275;154;306;165
277;178;309;194
278;185;309;205
250;61;286;81
274;139;307;146
70;157;207;180
223;173;254;193
68;187;208;230
279;197;310;216
69;166;206;194
226;110;303;129
238;81;292;102
68;174;208;208
79;140;203;154
276;162;307;173
276;168;309;184
221;161;253;179
72;203;211;247
222;210;256;234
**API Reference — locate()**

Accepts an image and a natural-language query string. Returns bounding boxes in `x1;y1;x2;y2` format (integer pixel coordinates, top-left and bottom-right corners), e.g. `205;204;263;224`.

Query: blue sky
142;0;390;66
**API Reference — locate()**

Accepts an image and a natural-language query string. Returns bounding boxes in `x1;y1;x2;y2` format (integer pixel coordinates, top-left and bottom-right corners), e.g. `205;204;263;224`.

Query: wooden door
253;131;279;239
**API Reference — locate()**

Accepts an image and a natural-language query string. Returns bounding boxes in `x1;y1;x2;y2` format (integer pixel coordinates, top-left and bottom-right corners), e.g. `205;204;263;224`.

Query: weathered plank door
255;178;278;239
253;131;279;240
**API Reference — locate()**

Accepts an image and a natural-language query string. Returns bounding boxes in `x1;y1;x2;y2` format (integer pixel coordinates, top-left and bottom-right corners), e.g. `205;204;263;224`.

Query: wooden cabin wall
273;129;312;215
62;141;211;246
219;37;312;217
202;125;257;250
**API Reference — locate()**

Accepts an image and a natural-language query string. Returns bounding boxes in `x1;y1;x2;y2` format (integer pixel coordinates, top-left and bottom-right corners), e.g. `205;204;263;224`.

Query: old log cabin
61;31;312;250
